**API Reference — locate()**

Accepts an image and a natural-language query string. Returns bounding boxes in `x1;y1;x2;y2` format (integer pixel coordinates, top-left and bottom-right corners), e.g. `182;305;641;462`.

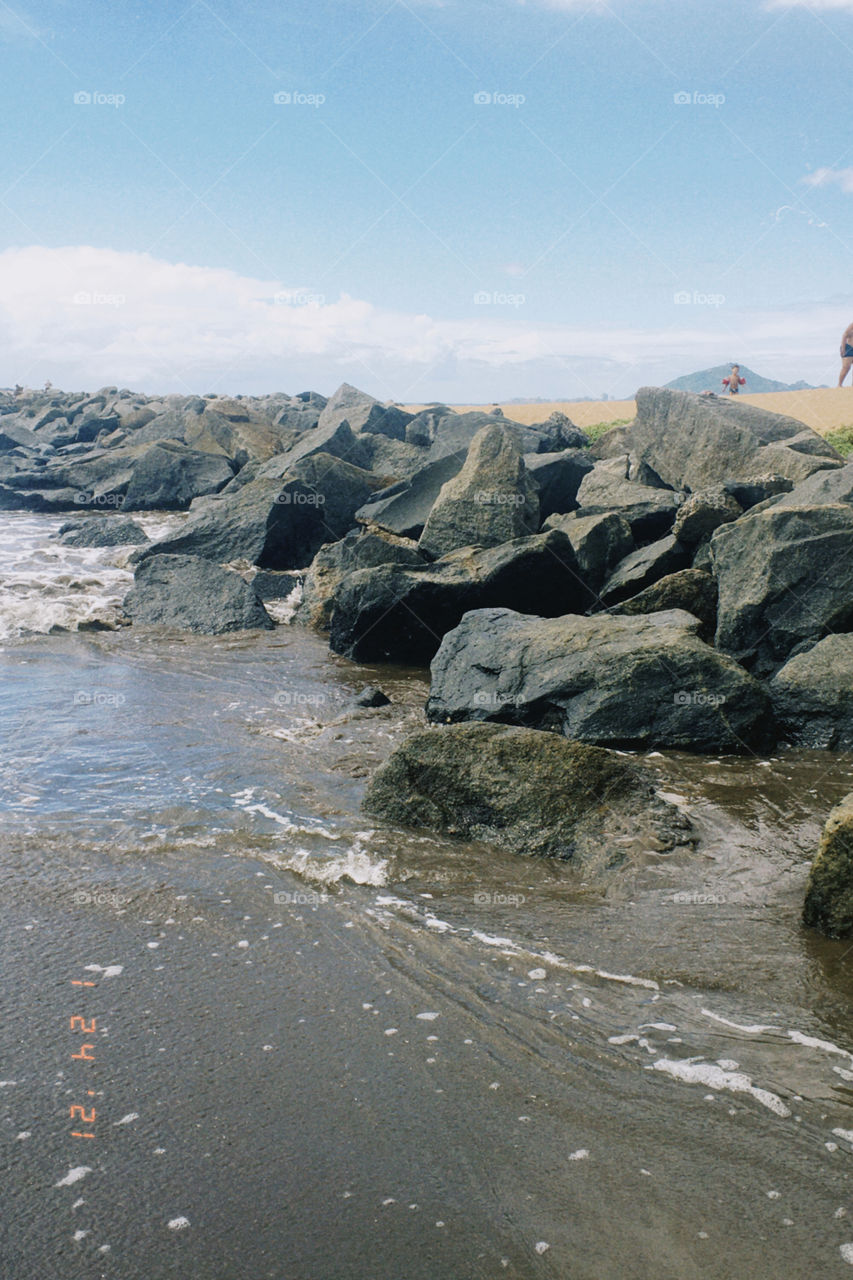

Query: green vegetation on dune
825;425;853;458
584;418;631;443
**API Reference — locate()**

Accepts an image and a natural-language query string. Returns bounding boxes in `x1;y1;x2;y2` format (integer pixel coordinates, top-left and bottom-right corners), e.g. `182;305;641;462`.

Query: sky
1;0;853;401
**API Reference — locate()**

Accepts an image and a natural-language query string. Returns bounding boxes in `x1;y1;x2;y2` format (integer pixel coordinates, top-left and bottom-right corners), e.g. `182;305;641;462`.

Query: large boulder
427;608;770;752
575;456;684;541
122;443;234;510
329;529;594;664
769;635;853;748
524;449;594;521
124;554;274;634
623;387;842;491
774;460;853;509
543;511;635;593
608;569;718;641
598;534;692;607
425;410;546;461
256;416;371;475
529;411;590;453
803;794;853;939
362;722;693;867
318;383;412;441
298;528;425;630
139;453;382;569
58;516;149;548
672;486;743;545
418;425;539;560
711;503;853;674
355;452;467;539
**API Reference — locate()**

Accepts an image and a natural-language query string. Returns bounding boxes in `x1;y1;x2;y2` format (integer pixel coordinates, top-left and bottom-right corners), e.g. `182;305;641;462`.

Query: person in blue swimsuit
840;322;853;387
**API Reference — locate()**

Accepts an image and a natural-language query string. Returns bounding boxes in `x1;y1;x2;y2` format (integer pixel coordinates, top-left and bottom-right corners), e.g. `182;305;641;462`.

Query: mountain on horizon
664;364;817;394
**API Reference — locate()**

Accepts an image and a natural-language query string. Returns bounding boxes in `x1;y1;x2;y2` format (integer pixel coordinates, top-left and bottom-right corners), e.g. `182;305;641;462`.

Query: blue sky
1;0;853;400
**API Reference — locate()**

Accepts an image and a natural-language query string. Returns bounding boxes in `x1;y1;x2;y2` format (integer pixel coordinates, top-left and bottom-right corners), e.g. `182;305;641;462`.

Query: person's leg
839;356;853;386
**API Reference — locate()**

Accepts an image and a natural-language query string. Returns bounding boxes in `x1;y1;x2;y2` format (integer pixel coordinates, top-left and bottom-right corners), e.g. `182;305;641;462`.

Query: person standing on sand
722;364;745;395
839;322;853;386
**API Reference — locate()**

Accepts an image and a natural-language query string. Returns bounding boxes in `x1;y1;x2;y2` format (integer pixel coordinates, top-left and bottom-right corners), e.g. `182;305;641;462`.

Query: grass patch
584;418;632;443
825;424;853;458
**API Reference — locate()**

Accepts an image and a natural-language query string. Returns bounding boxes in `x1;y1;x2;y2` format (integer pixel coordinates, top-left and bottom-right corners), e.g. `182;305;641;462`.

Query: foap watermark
273;890;328;906
673;90;725;108
474;91;525;108
274;690;328;708
73;889;132;907
73;290;126;307
474;290;526;307
273;90;325;107
471;690;522;710
673;290;725;307
273;490;325;506
673;690;727;708
73;690;126;708
74;90;125;107
74;492;125;507
274;289;325;308
670;890;726;906
473;491;527;506
473;891;526;906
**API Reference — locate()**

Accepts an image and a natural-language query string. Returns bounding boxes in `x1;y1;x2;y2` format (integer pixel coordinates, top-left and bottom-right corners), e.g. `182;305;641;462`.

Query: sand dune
407;388;853;437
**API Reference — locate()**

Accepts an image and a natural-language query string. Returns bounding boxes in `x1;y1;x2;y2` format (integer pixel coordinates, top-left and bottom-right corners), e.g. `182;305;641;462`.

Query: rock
598;534;692;607
250;570;302;600
426;608;770;752
722;475;794;510
769;636;853;748
575;456;684;541
357;434;427;482
425;410;546;461
404;405;455;447
623;387;842;491
609;569;717;641
711;503;853;674
524;449;594;521
184;408;286;466
774;460;853;509
353;685;391;708
803;794;853;938
58;516;149;548
122;443;234;510
257;416;371;476
298;528;425;630
543;511;635;593
125;554;274;634
362;722;693;866
418;425;539;560
672;486;743;545
329;529;594;664
0;420;41;453
530;411;590;453
140;453;383;569
318;383;412;441
356;452;467;539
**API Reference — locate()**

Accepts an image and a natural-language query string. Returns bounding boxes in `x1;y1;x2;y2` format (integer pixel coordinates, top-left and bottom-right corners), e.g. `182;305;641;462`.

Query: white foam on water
234;799;340;842
651;1058;791;1117
167;1217;190;1230
276;845;389;887
55;1167;92;1187
568;1149;589;1161
416;1012;439;1021
114;1113;138;1125
701;1009;775;1034
841;1244;853;1265
832;1128;853;1144
84;964;123;978
788;1029;853;1064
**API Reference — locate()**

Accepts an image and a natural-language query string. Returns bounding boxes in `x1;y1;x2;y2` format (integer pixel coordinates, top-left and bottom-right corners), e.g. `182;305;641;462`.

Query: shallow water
2;513;853;1279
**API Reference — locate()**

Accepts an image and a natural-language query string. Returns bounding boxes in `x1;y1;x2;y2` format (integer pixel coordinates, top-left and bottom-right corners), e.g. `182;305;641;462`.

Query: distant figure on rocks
722;364;745;395
839;322;853;386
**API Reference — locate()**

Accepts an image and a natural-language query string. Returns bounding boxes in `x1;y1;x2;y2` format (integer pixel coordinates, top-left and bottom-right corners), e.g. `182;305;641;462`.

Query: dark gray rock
363;722;693;866
140;453;382;569
356;451;467;539
712;503;853;674
774;460;853;509
329;529;594;665
418;425;539;560
353;685;391;708
250;570;302;601
427;608;769;752
608;569;717;641
769;636;853;748
623;387;842;490
58;516;149;548
803;794;853;939
299;528;425;630
598;534;692;607
404;405;455;448
530;411;590;453
426;411;546;462
524;449;594;521
122;444;234;510
575;456;684;541
257;416;370;475
318;383;412;441
0;419;41;453
723;476;793;510
672;486;743;545
125;554;274;634
543;511;635;594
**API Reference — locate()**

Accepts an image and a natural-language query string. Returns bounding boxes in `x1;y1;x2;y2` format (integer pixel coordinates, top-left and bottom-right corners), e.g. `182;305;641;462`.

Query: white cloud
0;245;844;400
802;166;853;194
766;0;853;10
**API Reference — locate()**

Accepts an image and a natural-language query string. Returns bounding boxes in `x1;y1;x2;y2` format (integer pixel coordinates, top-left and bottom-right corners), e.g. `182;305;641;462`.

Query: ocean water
2;510;853;1280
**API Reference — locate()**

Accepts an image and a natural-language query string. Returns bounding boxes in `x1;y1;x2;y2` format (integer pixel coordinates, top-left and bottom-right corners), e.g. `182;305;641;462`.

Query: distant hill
664;365;817;394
